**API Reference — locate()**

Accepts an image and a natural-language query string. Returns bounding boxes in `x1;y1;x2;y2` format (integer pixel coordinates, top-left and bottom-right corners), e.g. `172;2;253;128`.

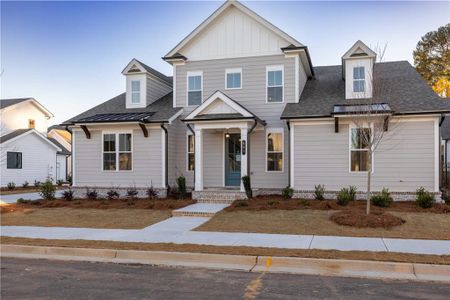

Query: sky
1;1;449;125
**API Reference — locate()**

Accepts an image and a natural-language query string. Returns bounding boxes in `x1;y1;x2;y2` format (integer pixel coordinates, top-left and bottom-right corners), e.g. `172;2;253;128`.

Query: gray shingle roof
0;129;32;143
282;61;450;119
48;137;71;155
0;98;31;109
134;59;173;85
62;92;181;125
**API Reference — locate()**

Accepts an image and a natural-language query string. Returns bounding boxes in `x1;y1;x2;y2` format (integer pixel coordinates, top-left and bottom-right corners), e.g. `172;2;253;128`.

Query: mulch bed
226;195;450;214
0;198;194;213
330;210;406;228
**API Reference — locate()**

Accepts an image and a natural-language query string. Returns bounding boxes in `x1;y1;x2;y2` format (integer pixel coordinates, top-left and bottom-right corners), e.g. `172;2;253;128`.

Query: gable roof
48;137;71;155
0;129;33;143
0;97;54;118
164;0;303;59
342;40;377;60
122;59;173;85
62;92;182;125
281;61;450;119
0;128;62;152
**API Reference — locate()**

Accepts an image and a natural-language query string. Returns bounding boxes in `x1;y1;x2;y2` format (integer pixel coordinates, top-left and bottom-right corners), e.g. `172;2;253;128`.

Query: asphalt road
1;258;449;300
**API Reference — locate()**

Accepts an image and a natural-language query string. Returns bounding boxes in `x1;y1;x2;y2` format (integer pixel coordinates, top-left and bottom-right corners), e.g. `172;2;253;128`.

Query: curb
1;244;449;282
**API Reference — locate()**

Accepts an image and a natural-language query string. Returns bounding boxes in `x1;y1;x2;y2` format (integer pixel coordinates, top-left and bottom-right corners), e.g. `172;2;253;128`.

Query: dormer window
131;80;141;104
353;66;365;93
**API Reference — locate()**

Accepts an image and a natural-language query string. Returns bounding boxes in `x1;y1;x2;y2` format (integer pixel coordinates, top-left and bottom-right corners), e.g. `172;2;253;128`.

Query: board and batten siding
292;118;438;192
73;125;163;188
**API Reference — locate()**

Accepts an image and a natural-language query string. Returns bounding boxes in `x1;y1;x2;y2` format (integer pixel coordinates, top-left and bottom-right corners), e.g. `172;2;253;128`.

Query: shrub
127;186;139;199
337;186;356;206
17;198;32;204
34;180;41;188
39;179;56;200
235;200;248;207
22;181;29;188
443;190;450;205
86;188;98;200
7;182;15;190
146;185;158;200
282;186;294;199
106;189;119;200
241;175;252;199
416;187;435;208
371;188;393;207
177;176;187;199
67;175;72;185
62;189;74;201
314;184;325;200
56;179;64;186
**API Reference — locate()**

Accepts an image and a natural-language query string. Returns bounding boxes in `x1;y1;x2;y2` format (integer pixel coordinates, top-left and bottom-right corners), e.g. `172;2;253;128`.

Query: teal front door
225;134;241;187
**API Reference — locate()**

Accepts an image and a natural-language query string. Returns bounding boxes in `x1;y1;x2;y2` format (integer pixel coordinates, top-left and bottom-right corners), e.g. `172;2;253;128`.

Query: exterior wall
146;74;172;105
48;130;71;151
72;124;164;188
292;117;438;194
1;101;49;135
0;133;57;187
56;154;67;181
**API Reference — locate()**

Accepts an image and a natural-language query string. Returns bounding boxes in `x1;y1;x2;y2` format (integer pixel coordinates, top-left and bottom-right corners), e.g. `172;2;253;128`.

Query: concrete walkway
0;190;67;204
1;215;449;255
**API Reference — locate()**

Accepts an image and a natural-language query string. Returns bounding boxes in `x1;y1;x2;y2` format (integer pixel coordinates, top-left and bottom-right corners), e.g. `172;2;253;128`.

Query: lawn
0;208;171;229
195;210;450;240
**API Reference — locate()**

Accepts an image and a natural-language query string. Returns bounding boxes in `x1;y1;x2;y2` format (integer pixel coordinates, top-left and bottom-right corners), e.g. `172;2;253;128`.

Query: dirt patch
1;198;194;213
227;195;450;214
2;237;449;265
330;210;405;228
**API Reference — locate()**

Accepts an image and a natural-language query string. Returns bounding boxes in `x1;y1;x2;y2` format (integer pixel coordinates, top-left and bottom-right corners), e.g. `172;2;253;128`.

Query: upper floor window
28;119;35;129
7;152;22;169
225;68;242;89
353;66;365;93
103;133;132;171
350;127;371;172
131;80;141;104
266;129;283;172
267;66;284;103
187;71;202;106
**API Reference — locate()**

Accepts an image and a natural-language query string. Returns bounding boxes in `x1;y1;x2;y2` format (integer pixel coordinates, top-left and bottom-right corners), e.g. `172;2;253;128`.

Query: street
1;258;449;299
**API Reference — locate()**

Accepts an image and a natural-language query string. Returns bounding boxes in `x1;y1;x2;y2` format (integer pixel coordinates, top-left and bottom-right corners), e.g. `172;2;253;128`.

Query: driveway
0;190;67;204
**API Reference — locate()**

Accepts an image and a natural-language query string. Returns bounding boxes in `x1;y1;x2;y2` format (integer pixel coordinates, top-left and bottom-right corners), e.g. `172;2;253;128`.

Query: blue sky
2;1;449;125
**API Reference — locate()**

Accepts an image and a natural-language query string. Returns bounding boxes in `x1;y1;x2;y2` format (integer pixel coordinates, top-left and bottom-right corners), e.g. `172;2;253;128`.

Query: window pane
119;153;132;170
267;86;283;102
103;134;115;152
351;128;371;149
7;152;22;169
353;80;365;92
227;73;241;89
188;153;195;171
188;75;201;91
131;92;140;103
103;153;116;171
267;133;282;152
351;151;369;172
119;134;131;151
188;91;202;105
353;67;365;79
131;80;140;92
268;70;282;86
267;153;283;171
188;135;195;153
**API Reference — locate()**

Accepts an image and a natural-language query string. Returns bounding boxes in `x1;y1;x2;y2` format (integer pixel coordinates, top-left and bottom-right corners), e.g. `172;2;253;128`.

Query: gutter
286;121;291;187
160;123;169;189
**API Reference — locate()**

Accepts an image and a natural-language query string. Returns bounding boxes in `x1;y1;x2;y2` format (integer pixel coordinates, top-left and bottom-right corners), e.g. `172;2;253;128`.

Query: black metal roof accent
333;103;392;115
77;112;155;123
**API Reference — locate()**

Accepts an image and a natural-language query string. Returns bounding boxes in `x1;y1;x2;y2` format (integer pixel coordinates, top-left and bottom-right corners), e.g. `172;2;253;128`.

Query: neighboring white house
63;0;450;200
0;98;70;187
48;125;72;181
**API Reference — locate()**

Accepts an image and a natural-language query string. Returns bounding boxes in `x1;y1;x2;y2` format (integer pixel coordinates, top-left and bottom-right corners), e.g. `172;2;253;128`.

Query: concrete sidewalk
0;190;67;204
1;216;449;255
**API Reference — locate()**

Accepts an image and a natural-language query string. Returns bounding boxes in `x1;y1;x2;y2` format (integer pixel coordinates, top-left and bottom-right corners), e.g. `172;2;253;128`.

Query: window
267;66;283;102
131;80;141;104
226;68;242;89
350;127;371;172
187;72;202;106
266;130;283;172
103;133;132;171
28;119;35;129
7;152;22;169
353;66;365;93
187;134;195;171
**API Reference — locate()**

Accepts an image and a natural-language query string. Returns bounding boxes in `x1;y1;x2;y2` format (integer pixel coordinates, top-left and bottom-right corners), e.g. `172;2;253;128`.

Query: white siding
0;133;57;187
1;101;49;135
292;118;437;192
56;154;67;181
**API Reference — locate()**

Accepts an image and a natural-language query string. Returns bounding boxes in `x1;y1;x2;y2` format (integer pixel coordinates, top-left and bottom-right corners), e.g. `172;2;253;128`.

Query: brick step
196;199;236;204
192;190;248;202
171;211;217;218
171;203;230;218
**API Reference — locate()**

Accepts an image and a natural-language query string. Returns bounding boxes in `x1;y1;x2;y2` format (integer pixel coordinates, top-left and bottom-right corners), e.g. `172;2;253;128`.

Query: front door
225;134;241;186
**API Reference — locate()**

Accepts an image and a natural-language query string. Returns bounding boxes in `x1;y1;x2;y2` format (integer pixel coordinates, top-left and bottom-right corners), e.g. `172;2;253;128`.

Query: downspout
247;120;258;177
160;123;169;189
286;121;291;187
186;123;195;188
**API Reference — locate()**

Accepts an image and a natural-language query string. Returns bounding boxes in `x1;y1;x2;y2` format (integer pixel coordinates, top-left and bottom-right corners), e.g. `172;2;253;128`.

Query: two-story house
0;97;69;187
63;0;450;200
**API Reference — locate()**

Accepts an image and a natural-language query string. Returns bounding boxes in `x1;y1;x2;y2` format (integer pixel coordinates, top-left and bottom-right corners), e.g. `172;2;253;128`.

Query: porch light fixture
225;130;230;138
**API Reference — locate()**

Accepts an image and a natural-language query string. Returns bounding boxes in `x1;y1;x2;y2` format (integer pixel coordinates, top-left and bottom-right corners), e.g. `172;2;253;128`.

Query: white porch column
194;128;203;191
240;127;248;192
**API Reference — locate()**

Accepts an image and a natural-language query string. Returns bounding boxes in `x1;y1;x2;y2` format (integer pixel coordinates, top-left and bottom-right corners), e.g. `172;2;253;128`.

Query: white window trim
225;68;242;90
352;66;365;93
101;131;134;172
187;71;203;107
348;124;374;174
131;80;141;104
266;65;284;103
265;128;284;173
186;131;195;172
